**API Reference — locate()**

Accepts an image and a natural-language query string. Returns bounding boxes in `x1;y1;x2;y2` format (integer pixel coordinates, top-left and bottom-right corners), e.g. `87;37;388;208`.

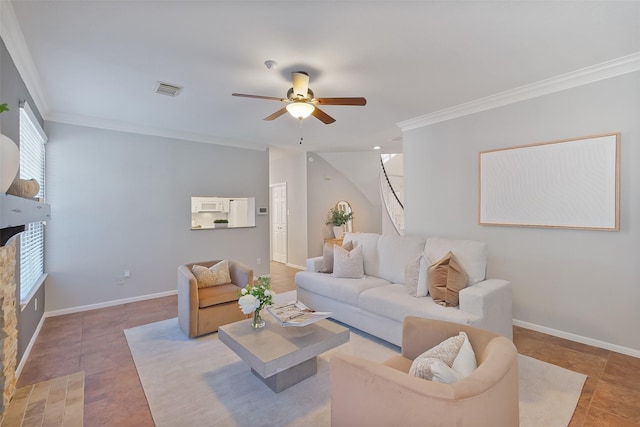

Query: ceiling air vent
155;81;183;97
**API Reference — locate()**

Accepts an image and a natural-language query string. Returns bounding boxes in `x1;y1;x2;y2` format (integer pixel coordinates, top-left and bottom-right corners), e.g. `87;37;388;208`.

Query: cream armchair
331;317;519;427
178;260;253;338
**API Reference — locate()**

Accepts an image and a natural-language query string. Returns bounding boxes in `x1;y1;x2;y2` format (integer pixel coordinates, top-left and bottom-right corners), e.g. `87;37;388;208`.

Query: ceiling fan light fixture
286;101;315;119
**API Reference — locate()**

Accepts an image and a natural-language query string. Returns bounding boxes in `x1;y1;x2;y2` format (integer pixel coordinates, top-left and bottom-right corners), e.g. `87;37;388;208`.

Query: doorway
270;182;287;264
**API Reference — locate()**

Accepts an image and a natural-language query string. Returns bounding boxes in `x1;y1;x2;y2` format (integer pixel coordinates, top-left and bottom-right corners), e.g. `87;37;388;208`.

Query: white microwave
198;201;223;212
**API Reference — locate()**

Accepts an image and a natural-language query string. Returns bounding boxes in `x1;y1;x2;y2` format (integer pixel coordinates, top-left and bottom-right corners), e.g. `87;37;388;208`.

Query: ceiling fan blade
316;97;367;106
263;107;288;121
291;71;310;98
311;107;336;124
232;93;285;102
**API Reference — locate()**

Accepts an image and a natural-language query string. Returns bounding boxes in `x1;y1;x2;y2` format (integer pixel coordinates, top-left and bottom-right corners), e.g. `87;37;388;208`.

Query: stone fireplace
0;239;17;418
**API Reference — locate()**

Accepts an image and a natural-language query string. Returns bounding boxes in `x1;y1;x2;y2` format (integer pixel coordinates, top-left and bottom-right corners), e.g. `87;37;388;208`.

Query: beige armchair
178;260;253;338
331;317;519;427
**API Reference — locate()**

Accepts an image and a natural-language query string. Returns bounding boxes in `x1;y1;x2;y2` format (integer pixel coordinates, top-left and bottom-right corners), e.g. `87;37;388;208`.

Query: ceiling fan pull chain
299;119;304;144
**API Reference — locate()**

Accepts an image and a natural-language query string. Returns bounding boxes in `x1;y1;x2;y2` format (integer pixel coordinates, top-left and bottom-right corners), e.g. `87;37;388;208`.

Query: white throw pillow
409;331;476;384
333;245;365;279
405;252;429;297
430;359;464;384
451;332;477;377
405;254;421;296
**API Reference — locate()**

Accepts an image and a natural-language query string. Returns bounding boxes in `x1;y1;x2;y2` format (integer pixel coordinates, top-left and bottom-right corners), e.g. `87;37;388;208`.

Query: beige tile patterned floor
2;372;84;427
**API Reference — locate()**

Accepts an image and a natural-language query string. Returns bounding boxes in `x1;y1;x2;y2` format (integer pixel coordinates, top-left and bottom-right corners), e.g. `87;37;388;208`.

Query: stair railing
379;157;404;235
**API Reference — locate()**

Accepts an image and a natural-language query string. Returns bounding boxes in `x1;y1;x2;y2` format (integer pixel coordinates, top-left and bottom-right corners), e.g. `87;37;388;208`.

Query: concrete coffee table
218;315;349;393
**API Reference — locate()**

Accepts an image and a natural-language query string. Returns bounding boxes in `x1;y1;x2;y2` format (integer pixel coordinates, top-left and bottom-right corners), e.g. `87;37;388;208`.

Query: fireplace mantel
0;194;51;246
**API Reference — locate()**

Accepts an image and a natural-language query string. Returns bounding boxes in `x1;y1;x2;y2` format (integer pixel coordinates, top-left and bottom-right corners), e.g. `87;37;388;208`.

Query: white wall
307;154;382;257
404;72;640;353
44;122;269;311
269;147;308;269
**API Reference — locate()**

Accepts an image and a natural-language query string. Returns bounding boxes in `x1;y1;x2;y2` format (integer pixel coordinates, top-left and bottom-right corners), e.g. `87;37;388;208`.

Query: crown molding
47;111;267;151
0;1;49;116
397;52;640;132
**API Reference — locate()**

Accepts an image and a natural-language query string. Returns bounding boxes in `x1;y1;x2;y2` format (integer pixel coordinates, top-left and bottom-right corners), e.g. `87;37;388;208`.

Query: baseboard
513;319;640;358
16;314;46;379
44;289;178;318
285;263;305;271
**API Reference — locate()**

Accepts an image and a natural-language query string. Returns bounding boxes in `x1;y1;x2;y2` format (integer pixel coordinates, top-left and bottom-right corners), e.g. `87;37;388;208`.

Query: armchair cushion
198;283;241;308
192;260;231;288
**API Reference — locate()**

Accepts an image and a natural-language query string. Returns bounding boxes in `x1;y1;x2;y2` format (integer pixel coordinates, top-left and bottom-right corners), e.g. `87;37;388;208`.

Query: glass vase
252;309;265;329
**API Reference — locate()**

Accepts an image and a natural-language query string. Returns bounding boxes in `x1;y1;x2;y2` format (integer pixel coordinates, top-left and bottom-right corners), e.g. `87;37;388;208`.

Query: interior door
271;183;287;264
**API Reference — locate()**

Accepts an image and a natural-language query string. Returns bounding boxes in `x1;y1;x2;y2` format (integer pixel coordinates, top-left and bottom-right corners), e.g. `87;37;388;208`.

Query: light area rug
125;293;586;427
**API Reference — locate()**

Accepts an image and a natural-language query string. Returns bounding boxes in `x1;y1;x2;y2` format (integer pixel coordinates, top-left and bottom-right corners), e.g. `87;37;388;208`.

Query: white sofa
295;232;512;346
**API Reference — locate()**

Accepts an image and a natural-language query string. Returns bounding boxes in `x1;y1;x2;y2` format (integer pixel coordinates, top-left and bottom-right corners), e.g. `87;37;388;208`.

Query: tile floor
3;372;84;427
15;262;640;426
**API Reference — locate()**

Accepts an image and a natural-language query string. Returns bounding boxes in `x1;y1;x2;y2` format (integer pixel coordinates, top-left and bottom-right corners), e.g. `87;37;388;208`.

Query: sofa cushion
198;283;240;308
192;260;231;288
295;271;390;306
359;284;480;325
377;235;426;284
333;245;365;278
424;238;488;285
343;232;381;277
428;252;468;307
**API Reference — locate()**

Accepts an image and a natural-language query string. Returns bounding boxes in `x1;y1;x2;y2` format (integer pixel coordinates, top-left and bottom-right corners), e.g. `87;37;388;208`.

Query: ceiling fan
232;71;366;124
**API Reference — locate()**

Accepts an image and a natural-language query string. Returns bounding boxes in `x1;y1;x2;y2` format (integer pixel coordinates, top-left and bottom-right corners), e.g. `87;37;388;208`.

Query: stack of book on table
267;301;331;327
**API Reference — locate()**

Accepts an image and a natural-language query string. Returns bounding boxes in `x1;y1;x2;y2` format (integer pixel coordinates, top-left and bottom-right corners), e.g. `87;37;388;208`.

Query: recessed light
373;146;381;150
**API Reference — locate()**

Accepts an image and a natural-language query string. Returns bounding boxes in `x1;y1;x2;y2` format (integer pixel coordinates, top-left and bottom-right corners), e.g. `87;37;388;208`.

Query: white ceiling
6;1;640;153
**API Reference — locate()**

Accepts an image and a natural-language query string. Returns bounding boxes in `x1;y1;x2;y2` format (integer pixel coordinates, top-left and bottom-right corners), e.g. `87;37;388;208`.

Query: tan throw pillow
332;244;364;279
427;251;468;307
192;260;231;288
320;241;353;273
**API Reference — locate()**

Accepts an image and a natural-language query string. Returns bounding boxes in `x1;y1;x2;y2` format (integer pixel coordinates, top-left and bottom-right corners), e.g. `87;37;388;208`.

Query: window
19;102;47;302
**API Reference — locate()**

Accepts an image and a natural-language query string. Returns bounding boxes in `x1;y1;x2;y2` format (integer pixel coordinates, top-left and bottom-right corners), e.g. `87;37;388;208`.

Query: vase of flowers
238;276;275;329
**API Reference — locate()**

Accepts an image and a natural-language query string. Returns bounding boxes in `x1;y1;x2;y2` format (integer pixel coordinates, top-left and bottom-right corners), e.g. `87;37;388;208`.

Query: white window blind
19;102;47;302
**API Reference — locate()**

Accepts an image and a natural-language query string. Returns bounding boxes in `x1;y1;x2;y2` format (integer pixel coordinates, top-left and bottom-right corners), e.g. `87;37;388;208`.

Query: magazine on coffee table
267;301;331;327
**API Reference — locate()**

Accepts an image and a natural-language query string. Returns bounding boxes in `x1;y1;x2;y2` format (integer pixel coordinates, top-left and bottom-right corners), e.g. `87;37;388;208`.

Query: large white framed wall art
479;133;620;231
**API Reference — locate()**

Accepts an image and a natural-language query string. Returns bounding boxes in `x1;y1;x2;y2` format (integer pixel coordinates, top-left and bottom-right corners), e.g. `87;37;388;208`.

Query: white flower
264;290;271;297
238;294;259;314
241;288;248;295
